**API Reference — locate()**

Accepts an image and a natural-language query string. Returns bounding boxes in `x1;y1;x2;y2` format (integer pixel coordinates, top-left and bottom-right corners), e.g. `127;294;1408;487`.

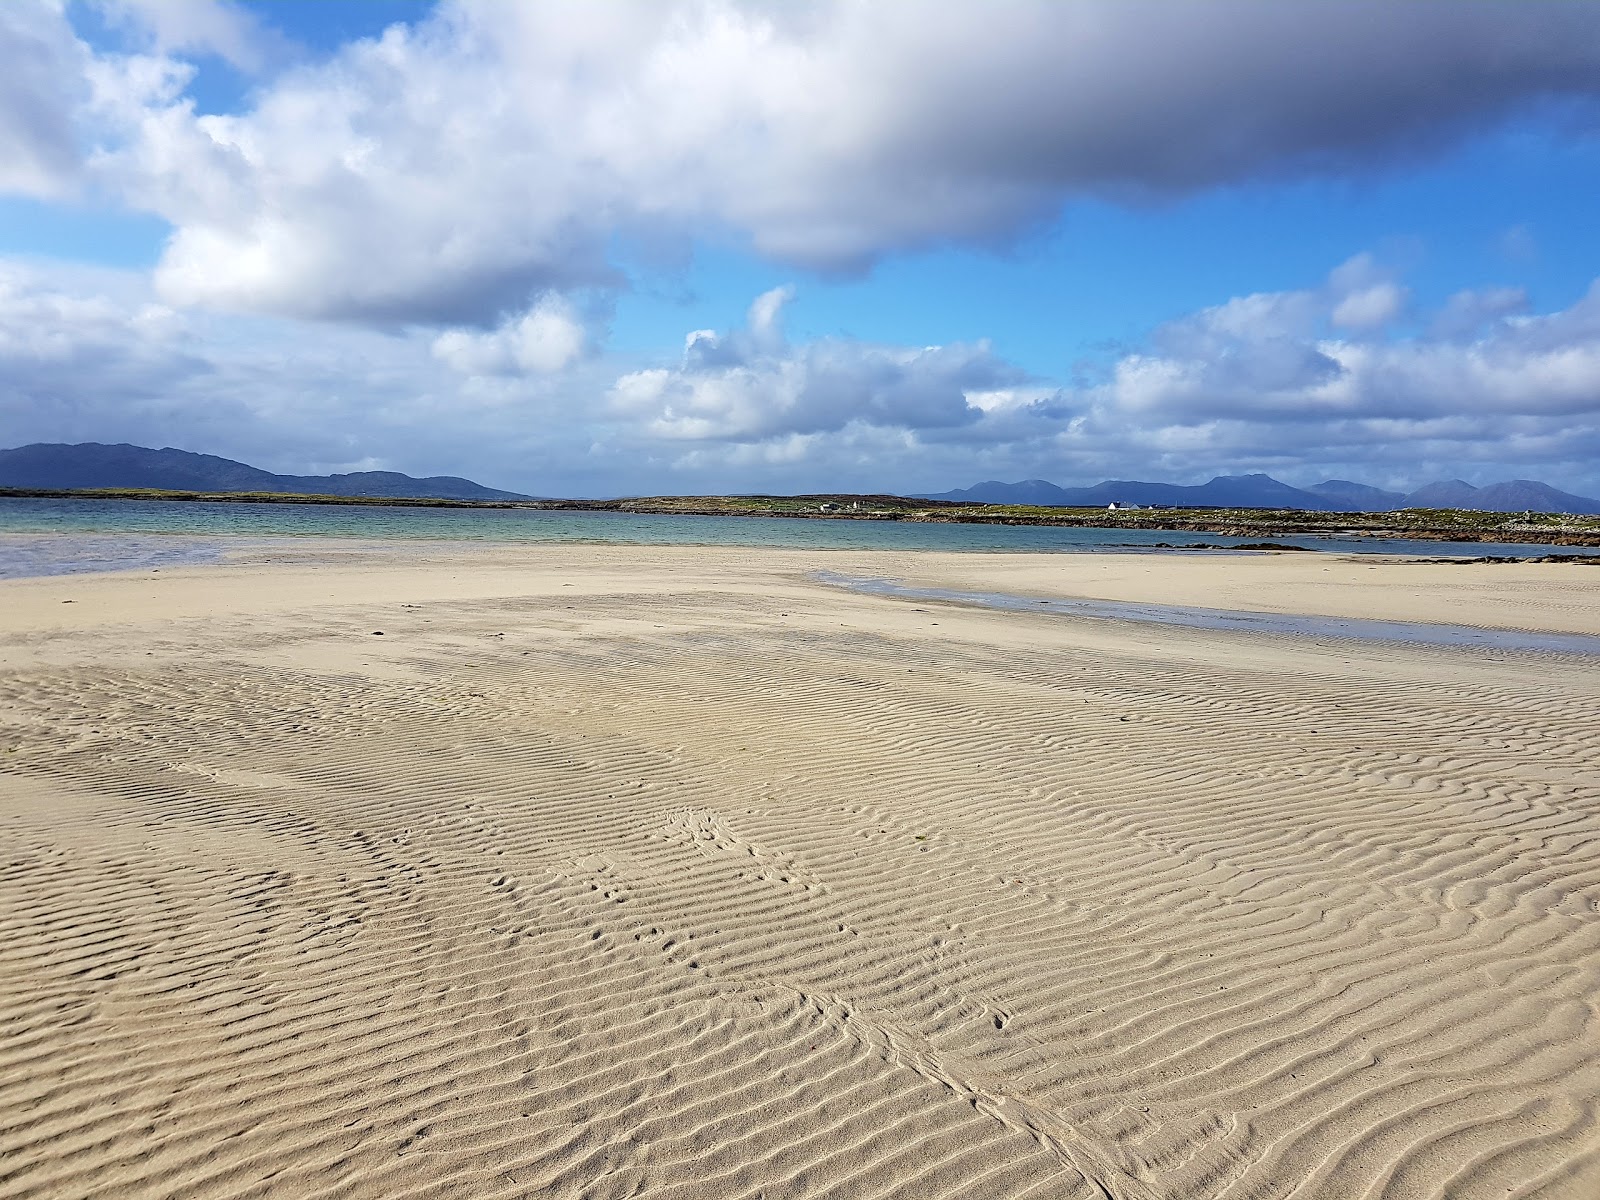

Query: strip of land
3;544;1598;1199
7;485;1600;546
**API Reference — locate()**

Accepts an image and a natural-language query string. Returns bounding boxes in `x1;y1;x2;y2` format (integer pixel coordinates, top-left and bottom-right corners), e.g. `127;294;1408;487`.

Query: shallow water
817;571;1600;656
0;496;1572;577
0;532;228;580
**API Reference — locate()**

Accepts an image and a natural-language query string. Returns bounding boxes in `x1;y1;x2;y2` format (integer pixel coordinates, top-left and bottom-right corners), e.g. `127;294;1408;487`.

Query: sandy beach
2;542;1598;1199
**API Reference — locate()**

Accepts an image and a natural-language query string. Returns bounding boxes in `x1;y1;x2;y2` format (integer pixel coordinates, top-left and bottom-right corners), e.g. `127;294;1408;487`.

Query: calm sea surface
0;495;1573;579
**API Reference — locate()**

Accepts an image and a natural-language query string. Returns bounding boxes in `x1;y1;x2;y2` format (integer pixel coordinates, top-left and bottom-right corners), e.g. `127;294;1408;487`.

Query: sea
0;495;1575;581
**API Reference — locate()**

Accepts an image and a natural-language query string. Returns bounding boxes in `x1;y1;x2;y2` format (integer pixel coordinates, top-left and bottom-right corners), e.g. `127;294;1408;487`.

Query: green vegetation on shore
6;485;1600;546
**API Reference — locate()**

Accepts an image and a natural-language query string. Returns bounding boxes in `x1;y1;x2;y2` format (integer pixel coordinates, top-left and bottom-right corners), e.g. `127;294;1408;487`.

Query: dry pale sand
2;542;1598;1200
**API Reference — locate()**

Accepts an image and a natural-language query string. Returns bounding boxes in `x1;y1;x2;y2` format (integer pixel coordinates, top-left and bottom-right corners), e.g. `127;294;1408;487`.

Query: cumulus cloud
1097;257;1600;428
432;296;585;376
608;286;1027;441
15;0;1597;324
7;257;1600;498
1045;260;1600;491
599;266;1600;494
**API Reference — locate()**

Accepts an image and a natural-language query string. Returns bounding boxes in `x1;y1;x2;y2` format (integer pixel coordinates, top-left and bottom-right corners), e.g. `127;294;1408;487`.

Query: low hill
0;443;528;501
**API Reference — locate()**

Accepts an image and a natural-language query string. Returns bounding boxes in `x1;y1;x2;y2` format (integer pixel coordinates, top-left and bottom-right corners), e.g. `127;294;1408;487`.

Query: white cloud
92;0;284;73
7;256;1600;498
11;0;1597;324
746;285;794;349
1056;264;1600;491
432;296;585;376
607;286;1025;441
1330;282;1407;330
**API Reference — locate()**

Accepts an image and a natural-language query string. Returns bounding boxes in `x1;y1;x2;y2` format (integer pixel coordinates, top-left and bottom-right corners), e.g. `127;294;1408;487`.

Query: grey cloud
36;0;1600;324
0;2;88;197
1429;287;1530;341
892;3;1600;192
0;266;203;402
0;262;598;484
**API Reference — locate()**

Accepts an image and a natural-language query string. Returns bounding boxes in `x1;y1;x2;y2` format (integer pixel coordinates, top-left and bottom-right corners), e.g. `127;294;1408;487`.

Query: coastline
7;485;1600;547
3;542;1598;1198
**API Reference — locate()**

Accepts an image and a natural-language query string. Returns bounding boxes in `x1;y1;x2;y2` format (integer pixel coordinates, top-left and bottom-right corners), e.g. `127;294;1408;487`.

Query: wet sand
2;543;1597;1199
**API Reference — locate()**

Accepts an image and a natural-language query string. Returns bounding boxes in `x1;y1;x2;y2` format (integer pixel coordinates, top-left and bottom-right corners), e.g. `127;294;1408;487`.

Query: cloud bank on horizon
3;0;1600;495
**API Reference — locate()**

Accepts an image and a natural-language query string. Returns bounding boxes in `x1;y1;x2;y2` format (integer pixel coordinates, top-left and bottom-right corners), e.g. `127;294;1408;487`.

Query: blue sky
4;1;1600;497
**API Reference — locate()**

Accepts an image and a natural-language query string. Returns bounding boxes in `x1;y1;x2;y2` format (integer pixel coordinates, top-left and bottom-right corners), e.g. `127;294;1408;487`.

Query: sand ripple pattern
2;581;1599;1199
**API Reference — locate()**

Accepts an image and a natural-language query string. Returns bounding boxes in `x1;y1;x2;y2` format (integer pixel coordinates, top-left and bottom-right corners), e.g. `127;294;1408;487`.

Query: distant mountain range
927;473;1600;514
0;443;528;501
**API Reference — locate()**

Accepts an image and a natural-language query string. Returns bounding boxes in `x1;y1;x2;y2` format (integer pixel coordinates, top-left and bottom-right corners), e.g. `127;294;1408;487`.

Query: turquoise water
0;495;1574;580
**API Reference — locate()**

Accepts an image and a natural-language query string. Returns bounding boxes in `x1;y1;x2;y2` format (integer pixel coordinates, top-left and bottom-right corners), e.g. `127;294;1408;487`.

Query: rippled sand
2;544;1597;1199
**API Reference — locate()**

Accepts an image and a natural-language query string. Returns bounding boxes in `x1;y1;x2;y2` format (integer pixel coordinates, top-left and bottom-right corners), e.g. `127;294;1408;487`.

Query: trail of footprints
0;585;1597;1198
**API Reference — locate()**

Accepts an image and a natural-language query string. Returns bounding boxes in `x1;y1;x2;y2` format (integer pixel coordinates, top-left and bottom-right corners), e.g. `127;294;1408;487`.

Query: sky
3;1;1600;498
